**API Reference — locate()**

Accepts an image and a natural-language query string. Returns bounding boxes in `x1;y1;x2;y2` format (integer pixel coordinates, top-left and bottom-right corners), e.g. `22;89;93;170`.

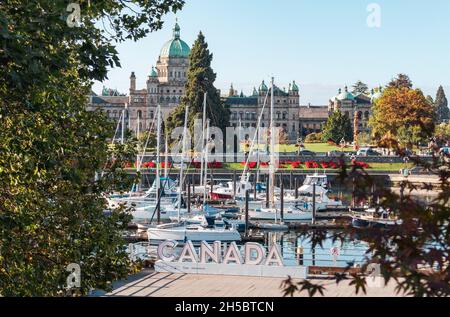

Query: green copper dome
150;66;158;77
291;80;299;92
336;86;355;101
160;22;190;58
259;80;268;92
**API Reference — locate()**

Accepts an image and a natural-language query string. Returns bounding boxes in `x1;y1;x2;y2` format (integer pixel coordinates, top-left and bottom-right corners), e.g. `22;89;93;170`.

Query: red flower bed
161;162;172;168
328;161;339;169
124;161;132;168
291;161;302;169
260;162;269;168
320;162;330;169
305;161;319;169
240;161;258;169
352;161;370;169
141;162;156;168
208;161;223;168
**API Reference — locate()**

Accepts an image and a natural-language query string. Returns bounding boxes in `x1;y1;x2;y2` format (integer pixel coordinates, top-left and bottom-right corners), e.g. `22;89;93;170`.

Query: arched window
282;112;287;120
137;110;142;119
261;123;265;127
172;96;176;102
357;111;362;120
160;96;164;103
276;112;281;120
245;112;250;120
364;111;370;120
106;110;111;117
166;96;170;102
239;112;244;120
112;110;117;118
150;111;154;119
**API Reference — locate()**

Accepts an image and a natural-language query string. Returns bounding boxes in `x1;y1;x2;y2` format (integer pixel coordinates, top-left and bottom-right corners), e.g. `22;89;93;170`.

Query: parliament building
88;21;381;142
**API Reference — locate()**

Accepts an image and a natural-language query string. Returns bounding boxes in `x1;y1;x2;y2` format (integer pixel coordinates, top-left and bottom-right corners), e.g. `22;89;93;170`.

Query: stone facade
225;81;301;142
87;22;190;135
328;86;373;134
87;21;383;143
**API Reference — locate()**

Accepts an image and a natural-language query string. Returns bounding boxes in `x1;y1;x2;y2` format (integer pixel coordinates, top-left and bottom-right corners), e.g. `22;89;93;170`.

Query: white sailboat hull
148;226;242;244
248;209;312;221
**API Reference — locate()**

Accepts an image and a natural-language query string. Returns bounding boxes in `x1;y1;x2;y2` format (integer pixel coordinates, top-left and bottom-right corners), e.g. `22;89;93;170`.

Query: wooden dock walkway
93;269;405;297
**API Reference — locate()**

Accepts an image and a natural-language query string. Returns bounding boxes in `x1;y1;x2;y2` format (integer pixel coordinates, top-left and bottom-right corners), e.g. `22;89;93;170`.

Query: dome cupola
259;80;268;92
150;66;158;77
336;86;355;101
160;21;191;58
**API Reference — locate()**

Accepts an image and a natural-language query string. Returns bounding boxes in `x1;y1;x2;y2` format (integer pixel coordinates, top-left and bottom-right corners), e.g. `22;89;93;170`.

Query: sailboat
248;78;312;222
147;97;241;244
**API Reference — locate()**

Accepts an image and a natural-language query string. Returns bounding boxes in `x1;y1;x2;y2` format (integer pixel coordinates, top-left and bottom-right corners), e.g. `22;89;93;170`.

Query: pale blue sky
94;0;450;104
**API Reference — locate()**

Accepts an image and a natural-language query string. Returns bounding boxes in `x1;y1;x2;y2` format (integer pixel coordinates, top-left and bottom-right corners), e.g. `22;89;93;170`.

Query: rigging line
136;114;157;169
100;111;124;178
238;88;270;192
148;164;177;224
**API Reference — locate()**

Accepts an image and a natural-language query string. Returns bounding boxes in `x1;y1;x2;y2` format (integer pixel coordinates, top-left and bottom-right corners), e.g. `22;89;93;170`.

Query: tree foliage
387;73;413;90
321;110;353;144
352;80;369;95
370;87;435;147
283;144;450;297
166;32;230;141
0;0;184;296
435;86;449;124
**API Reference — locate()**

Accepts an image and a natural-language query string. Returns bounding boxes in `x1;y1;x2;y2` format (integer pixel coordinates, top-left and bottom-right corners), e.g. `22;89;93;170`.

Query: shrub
304;133;323;143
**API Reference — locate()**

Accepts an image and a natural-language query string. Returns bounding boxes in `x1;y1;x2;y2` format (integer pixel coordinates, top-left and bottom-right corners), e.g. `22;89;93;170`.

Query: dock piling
312;183;316;225
245;190;249;237
280;180;284;223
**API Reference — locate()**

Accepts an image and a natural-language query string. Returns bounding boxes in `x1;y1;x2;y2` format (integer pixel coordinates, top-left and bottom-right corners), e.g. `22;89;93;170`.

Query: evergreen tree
435;86;449;123
387;73;413;89
352;80;369;95
321;110;353;144
167;32;230;139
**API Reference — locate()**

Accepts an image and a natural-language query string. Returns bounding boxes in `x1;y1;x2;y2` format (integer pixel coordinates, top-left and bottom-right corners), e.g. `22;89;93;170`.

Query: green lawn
303;143;355;153
239;143;355;153
223;162;413;172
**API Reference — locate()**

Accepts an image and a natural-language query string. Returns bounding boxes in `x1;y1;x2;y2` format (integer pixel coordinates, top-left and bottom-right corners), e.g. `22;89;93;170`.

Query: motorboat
147;218;242;244
297;173;330;194
248;206;312;222
351;208;403;228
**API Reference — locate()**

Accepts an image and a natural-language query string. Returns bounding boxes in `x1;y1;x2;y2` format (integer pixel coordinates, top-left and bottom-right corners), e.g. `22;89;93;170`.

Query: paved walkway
93;270;405;297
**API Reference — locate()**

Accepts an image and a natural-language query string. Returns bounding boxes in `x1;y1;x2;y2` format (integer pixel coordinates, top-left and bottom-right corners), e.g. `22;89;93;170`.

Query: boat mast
269;77;275;211
178;104;189;222
156;105;161;224
200;92;207;188
121;107;125;145
164;134;169;179
203;119;210;213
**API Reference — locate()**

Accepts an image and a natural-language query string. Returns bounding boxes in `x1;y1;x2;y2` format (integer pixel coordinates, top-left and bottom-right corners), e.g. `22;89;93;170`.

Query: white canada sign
155;240;308;279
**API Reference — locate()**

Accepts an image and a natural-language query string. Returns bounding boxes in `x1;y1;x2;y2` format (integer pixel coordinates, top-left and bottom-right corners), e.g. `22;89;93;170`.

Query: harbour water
129;229;369;269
